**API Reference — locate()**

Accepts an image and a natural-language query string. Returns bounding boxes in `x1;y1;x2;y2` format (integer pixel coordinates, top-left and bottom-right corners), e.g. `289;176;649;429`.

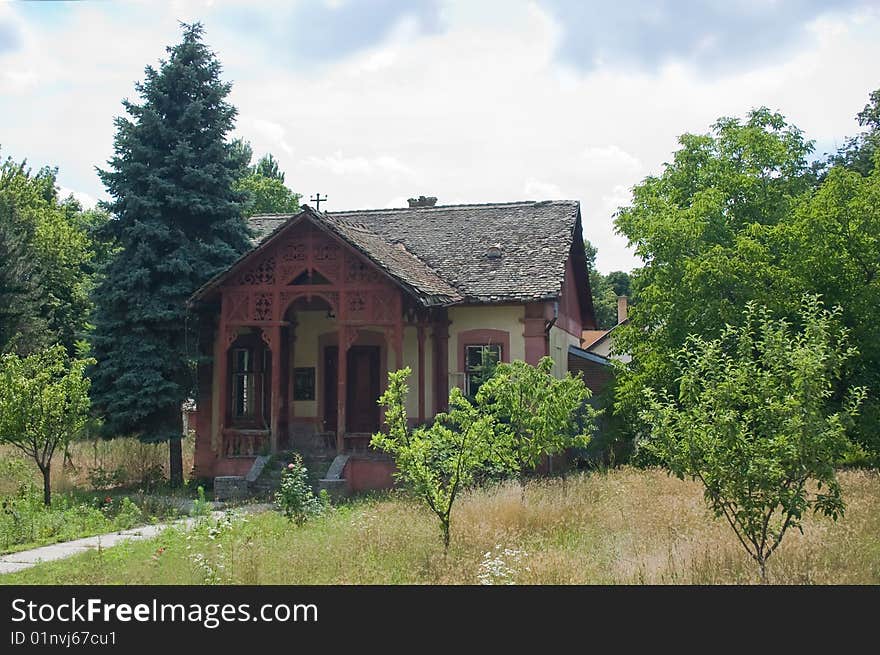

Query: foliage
372;368;499;550
475;356;597;481
89;23;252;483
253;154;285;182
274;454;328;525
230;143;300;215
641;297;866;580
0;151;103;355
779;149;880;456
0;345;93;505
0;194;48;354
191;485;211;518
612;107;817;450
235;171;301;216
826;87;879;177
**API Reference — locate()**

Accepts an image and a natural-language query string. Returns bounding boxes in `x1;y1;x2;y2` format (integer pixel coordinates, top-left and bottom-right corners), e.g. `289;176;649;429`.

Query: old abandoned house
188;197;598;492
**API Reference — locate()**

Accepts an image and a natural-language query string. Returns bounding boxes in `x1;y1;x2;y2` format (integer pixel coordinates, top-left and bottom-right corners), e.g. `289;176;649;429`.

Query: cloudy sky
1;1;878;272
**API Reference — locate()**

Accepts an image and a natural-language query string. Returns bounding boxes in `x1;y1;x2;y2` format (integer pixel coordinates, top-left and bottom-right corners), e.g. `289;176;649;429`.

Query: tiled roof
246;200;582;305
319;213;462;306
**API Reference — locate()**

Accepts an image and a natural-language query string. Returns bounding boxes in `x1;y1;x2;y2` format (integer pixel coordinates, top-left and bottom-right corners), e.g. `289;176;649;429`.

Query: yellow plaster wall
447;305;526;390
291;310;335;418
549;324;580;378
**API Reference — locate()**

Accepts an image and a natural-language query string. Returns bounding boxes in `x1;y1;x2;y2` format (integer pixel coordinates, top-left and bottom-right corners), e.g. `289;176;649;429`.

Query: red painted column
417;324;426;423
287;322;296;426
336;324;347;455
433;313;449;413
269;325;282;454
216;321;229;440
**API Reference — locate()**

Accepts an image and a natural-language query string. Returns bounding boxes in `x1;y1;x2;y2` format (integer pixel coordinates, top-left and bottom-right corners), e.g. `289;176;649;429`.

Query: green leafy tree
641;297;866;581
0;196;49;354
612;108;814;443
780;151;880;455
90;23;252;485
828;87;879;177
0;345;94;505
0;152;97;354
475;357;597;492
372;368;498;550
253;153;284;182
235;172;301;216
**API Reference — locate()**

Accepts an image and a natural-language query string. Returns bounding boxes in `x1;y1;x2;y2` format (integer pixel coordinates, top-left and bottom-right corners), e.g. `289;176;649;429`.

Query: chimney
617;295;628;324
407;195;437;208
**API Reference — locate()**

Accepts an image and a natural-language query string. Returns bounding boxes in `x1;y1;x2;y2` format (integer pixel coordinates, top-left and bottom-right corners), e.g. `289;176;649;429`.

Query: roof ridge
327;199;579;215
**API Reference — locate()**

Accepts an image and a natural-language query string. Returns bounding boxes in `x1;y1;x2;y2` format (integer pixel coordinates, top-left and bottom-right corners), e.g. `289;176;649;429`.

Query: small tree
641;297;866;581
0;345;93;505
372;368;498;550
475;357;597;493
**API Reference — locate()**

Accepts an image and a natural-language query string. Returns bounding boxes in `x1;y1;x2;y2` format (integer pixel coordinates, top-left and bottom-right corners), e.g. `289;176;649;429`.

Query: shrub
274;454;328;525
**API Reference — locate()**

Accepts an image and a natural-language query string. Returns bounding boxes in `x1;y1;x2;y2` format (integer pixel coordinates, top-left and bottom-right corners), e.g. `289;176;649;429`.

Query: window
465;344;501;398
232;348;256;419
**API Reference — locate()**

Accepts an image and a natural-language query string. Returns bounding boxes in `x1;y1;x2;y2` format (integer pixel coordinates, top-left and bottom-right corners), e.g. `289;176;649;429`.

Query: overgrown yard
0;438;198;554
3;467;878;584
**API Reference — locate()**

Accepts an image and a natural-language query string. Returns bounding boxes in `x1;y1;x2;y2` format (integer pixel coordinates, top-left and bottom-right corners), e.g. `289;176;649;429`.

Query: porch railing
222;429;270;458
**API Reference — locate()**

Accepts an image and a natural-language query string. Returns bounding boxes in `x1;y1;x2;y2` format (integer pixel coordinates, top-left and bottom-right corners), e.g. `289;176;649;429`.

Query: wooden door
346;346;380;433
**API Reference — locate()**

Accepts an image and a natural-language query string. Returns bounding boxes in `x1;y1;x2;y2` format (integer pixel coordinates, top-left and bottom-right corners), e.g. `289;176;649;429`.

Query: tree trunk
169;437;183;487
40;462;51;506
166;402;184;487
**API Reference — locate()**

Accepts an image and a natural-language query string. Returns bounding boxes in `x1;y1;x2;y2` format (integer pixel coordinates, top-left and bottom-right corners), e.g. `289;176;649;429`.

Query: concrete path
0;504;272;575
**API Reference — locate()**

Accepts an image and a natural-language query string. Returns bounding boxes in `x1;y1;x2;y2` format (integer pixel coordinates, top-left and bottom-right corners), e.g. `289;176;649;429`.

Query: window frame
464;343;502;398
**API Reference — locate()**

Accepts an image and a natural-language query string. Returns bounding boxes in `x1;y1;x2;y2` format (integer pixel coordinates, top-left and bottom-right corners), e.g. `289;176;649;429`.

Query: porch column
269;325;282;454
417;323;426;423
216;322;229;437
287;321;297;427
433;313;449;413
336;324;348;455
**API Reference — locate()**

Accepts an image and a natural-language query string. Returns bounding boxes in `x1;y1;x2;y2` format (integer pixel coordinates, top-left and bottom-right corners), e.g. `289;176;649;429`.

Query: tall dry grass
0;436;196;496
4;467;878;584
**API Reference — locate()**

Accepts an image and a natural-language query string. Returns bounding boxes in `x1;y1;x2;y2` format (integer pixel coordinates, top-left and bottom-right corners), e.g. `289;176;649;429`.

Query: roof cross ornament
310;193;327;211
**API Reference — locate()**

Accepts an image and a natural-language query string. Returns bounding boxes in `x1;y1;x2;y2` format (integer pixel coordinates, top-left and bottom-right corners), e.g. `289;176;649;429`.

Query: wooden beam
417;323;426;423
336;325;347;455
269;325;282;454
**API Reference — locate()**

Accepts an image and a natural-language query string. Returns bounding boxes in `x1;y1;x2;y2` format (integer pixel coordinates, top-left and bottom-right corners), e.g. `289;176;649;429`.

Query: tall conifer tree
90;23;251;484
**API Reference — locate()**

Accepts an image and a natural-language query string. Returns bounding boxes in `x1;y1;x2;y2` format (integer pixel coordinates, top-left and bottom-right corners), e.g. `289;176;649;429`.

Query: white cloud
0;69;37;93
249;118;294;156
58;186;98;210
299;152;417;180
1;1;879;274
523;178;565;199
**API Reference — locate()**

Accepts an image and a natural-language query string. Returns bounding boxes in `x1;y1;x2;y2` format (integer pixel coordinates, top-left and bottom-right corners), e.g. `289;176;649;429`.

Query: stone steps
248;449;336;500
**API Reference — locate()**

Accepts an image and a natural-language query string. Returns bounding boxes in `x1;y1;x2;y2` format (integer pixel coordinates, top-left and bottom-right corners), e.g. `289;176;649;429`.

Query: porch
201;221;451;469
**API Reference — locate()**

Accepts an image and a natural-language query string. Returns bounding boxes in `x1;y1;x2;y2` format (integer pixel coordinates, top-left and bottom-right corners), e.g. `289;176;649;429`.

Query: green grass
4;467;879;584
0;441;199;554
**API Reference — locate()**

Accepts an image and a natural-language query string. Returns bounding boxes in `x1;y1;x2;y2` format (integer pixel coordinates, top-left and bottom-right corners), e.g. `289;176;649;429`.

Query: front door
323;345;381;434
346;346;380;433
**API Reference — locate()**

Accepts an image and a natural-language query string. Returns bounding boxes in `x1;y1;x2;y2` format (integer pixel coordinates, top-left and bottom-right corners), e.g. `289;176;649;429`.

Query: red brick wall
344;458;397;492
567;352;613;397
